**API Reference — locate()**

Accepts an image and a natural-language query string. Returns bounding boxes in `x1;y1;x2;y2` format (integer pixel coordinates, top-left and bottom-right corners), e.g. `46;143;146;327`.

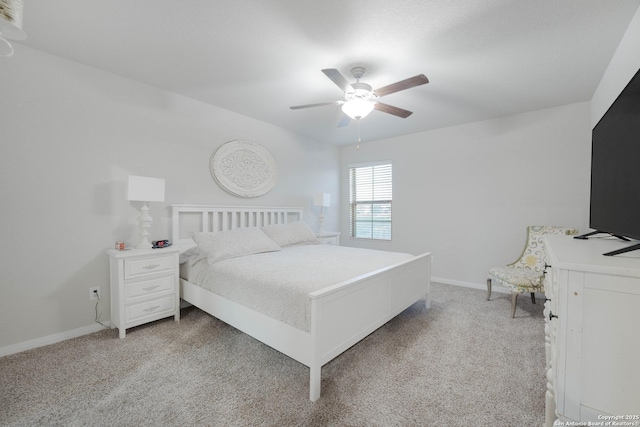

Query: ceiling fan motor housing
350;66;366;80
346;82;376;101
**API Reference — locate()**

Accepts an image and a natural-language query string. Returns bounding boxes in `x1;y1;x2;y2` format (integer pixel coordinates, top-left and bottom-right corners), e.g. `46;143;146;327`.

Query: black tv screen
590;68;640;243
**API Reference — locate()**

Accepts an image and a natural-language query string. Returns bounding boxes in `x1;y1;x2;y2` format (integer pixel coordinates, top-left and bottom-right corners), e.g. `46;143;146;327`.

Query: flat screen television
583;67;640;256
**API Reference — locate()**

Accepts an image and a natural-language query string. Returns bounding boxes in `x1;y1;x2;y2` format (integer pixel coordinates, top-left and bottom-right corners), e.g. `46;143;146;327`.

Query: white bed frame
171;204;432;401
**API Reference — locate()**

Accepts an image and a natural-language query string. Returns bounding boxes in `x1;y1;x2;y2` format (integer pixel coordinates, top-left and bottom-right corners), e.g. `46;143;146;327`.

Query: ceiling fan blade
374;102;413;118
322;68;353;92
290;101;341;110
337;115;351;128
374;74;429;97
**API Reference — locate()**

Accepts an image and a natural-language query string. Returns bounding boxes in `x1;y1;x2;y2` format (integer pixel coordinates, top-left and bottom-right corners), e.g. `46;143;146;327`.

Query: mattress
181;244;413;332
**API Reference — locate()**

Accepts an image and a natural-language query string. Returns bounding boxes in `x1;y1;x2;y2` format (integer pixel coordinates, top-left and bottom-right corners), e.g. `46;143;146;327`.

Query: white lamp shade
314;192;330;208
341;99;375;119
127;175;165;202
0;0;27;40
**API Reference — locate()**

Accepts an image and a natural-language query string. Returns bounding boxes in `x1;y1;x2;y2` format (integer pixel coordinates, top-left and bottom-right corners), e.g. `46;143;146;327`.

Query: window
349;162;392;240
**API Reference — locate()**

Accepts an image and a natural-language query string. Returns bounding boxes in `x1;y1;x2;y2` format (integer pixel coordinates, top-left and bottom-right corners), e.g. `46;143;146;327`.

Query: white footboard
181;252;431;402
308;252;431;401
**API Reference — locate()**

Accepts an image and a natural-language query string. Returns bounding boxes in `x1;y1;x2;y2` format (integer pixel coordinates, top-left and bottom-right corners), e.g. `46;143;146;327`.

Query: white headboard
171;204;304;247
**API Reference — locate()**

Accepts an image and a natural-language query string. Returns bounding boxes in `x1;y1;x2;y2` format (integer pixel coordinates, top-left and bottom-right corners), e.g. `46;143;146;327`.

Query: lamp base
135;241;153;249
317;210;326;235
135;203;153;249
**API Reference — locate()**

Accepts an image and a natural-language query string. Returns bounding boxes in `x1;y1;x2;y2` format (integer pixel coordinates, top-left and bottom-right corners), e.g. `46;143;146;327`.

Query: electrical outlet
90;287;100;301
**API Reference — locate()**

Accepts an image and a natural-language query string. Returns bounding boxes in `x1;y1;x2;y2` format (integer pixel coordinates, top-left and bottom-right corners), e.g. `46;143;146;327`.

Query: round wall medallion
210;140;278;198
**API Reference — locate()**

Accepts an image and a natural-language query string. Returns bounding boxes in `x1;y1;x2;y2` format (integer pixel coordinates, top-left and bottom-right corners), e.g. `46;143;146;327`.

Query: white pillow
179;246;201;264
193;227;281;265
261;221;320;247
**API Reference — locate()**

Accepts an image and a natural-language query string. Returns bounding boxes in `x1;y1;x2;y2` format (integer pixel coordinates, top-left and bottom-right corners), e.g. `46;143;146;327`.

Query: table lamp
127;175;165;249
313;192;331;234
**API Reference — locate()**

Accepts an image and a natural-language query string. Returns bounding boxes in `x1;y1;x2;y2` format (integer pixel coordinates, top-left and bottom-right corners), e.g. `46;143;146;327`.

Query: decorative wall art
210;140;278;198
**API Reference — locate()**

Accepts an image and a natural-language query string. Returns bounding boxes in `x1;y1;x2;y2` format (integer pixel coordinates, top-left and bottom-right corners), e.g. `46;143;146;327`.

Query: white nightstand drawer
317;236;337;245
126;276;174;300
125;255;174;279
315;232;340;246
126;295;176;323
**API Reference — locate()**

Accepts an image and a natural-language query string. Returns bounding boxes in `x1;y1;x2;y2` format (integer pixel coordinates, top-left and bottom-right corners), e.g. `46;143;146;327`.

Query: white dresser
543;235;640;426
108;247;180;339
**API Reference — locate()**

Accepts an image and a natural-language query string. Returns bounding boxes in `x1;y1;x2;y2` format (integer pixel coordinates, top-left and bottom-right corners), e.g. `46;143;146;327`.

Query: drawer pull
142;285;160;292
549;311;558;321
143;305;160;313
143;264;160;270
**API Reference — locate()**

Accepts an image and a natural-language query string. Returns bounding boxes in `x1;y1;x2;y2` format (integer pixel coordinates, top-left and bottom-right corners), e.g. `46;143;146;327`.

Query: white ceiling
16;0;640;145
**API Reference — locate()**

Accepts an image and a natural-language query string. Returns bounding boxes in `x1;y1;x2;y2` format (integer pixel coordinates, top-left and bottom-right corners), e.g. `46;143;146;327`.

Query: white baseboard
432;276;509;294
432;277;546;298
0;321;112;358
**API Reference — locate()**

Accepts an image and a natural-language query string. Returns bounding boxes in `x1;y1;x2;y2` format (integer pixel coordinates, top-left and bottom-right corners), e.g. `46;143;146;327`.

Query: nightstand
107;247;180;339
315;231;341;246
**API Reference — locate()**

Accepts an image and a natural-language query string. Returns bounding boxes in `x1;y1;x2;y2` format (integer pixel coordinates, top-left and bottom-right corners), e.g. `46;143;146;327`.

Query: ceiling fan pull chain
356;119;361;150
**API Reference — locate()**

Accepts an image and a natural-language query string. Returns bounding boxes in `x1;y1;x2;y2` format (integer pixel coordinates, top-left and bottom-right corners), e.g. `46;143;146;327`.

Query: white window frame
348;161;392;241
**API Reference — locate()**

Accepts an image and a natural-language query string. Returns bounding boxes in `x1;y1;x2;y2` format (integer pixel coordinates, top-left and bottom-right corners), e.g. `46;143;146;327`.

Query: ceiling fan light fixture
341;99;374;119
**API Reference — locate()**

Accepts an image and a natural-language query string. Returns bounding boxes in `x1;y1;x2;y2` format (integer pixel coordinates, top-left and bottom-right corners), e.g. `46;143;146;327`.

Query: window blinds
349;163;392;240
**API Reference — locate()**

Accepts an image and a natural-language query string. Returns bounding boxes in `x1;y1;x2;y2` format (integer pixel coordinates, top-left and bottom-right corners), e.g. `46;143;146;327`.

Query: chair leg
486;278;492;301
531;292;536;304
511;293;518;318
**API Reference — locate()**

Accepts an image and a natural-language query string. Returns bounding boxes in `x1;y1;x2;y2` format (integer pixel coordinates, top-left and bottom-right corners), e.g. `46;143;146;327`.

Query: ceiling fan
290;67;429;127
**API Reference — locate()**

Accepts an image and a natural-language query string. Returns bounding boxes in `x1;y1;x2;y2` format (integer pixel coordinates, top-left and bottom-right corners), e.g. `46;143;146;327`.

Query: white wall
0;46;339;351
591;6;640;126
340;102;591;287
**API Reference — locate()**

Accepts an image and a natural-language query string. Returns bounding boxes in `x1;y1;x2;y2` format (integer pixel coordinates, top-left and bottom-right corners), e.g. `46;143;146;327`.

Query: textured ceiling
15;0;640;145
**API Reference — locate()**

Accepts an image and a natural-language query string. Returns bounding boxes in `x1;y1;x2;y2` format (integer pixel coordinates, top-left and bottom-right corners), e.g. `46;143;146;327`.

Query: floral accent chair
487;226;579;318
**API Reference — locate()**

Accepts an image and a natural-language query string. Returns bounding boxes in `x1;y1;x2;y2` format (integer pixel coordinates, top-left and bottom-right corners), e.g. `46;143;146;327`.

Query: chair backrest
509;226;579;272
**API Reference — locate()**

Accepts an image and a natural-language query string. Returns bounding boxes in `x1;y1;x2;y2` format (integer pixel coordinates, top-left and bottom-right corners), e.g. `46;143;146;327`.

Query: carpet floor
0;283;545;426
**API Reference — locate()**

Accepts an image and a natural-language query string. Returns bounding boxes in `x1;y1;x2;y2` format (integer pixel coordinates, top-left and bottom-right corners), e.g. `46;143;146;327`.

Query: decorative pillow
193;227;281;265
262;221;320;247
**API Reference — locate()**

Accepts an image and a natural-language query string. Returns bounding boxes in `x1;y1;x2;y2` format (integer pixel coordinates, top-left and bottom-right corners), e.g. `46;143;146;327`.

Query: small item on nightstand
115;241;125;251
152;240;172;249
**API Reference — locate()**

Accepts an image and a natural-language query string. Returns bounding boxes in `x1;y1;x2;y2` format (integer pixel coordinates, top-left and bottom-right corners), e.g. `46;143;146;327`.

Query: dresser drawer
125;256;174;279
126;276;174;300
125;294;176;323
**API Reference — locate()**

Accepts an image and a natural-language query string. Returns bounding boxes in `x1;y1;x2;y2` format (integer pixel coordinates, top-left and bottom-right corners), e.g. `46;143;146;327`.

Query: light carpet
0;283;545;426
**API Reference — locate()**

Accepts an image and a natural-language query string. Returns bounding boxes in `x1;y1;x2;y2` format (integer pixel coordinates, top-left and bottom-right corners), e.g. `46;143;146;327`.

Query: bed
171;204;432;401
